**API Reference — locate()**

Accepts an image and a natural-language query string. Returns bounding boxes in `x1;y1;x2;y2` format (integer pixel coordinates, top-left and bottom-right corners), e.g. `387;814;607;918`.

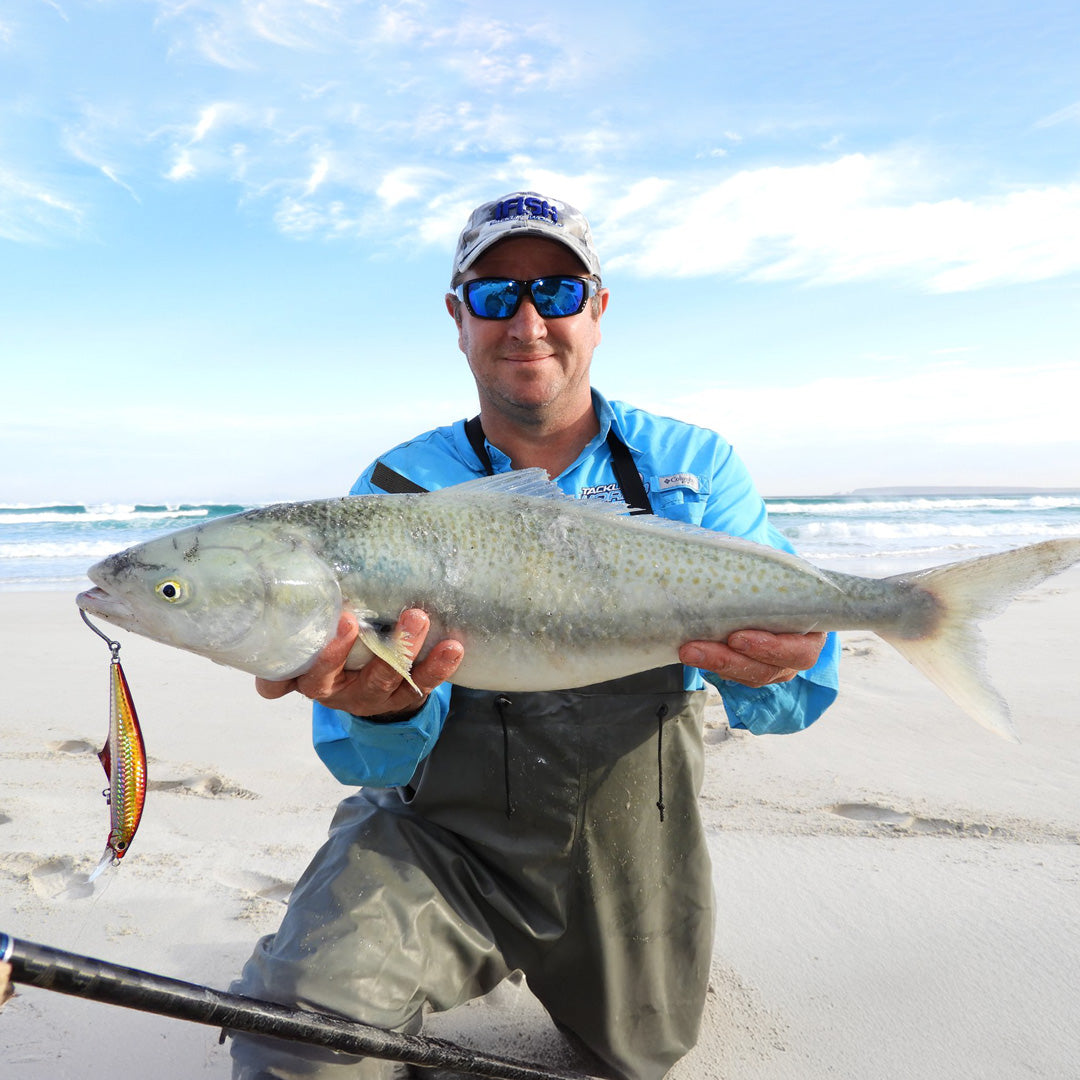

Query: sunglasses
454;276;600;320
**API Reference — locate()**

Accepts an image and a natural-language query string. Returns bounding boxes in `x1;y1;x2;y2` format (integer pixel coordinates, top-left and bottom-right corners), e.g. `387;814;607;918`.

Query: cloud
155;0;347;69
302;154;330;196
8;0;1080;302
600;154;1080;292
61;105;142;202
377;166;447;208
154;0;575;94
0;165;82;242
1035;101;1080;128
654;362;1080;453
643;361;1080;492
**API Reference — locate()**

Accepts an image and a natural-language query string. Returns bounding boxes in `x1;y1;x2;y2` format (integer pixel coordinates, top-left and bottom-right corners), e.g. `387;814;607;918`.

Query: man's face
447;236;609;427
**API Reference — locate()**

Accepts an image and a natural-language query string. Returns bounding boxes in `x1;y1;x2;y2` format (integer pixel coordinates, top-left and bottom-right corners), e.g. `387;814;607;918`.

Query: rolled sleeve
706;631;840;735
312;685;451;787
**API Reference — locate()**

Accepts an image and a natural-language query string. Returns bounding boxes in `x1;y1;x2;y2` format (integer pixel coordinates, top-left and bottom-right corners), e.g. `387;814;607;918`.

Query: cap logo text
493;196;559;224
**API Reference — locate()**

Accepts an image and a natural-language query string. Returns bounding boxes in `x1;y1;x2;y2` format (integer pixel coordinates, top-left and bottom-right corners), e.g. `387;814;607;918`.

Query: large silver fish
77;471;1080;741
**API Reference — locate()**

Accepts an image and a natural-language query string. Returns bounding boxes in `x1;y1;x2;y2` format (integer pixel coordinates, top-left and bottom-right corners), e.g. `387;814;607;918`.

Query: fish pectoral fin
356;622;421;695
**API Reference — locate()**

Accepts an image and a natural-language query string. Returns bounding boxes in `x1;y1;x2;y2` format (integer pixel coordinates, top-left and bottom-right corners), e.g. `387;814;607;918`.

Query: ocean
2;491;1079;593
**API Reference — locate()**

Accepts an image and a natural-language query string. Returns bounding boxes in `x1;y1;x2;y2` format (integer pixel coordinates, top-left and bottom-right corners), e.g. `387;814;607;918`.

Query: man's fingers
253;613;360;702
395;608;433;658
727;630;827;670
251;608;462;715
680;630;826;688
411;640;465;694
255;676;298;700
290;613;361;699
307;613;362;677
680;641;794;687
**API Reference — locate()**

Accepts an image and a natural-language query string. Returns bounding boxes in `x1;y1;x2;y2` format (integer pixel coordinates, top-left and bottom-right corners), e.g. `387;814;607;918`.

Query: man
231;192;839;1079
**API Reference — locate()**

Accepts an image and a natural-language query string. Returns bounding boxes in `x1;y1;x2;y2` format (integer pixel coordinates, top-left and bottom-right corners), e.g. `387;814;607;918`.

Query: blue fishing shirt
313;390;840;787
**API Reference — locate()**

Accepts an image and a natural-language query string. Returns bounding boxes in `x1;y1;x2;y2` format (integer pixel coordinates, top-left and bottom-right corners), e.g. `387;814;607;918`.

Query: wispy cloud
155;0;347;69
600;154;1080;292
1035;101;1080;128
0;166;82;242
6;0;1080;303
61;105;142;202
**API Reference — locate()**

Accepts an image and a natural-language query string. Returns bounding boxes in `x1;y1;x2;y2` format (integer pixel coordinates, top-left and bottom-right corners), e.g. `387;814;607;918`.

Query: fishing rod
1;934;600;1080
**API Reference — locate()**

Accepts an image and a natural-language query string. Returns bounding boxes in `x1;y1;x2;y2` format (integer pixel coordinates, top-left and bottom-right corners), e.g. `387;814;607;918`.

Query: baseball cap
451;192;601;283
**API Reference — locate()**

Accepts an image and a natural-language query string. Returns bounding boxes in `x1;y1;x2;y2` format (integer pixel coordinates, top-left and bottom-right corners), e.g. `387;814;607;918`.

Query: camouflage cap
451;192;601;283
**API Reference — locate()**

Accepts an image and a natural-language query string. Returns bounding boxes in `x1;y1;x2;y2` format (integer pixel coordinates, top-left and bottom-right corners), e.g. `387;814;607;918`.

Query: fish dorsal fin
423;469;637;516
418;470;834;586
418;471;828;582
423;469;603;504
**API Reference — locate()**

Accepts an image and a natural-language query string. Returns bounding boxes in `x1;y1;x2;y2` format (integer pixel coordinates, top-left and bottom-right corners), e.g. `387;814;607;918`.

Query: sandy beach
2;572;1079;1079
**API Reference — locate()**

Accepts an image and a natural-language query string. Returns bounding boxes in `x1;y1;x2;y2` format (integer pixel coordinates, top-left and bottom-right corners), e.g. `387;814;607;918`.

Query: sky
1;0;1078;503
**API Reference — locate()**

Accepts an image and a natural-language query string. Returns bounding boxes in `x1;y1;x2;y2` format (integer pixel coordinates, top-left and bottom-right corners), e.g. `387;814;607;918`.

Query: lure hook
80;608;122;663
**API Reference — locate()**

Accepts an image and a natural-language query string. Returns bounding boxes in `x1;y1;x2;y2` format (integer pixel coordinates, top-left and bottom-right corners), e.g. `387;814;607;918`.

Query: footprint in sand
148;773;258;800
830;802;1004;837
0;812;11;826
831;802;915;826
28;857;97;901
216;869;294;905
841;637;877;659
48;739;99;755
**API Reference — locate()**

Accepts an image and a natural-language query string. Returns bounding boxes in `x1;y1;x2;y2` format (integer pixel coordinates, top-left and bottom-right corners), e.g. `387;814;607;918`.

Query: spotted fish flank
76;470;1080;741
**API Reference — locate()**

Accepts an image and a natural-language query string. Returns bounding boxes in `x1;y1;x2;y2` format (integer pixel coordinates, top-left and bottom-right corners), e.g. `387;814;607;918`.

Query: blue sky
2;0;1078;503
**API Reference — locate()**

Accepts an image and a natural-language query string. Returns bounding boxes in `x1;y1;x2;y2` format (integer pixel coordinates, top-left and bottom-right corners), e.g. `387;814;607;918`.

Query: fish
76;470;1080;741
89;644;147;882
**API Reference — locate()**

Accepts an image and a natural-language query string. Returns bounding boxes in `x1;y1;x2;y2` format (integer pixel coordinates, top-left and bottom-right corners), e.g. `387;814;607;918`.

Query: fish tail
879;538;1080;741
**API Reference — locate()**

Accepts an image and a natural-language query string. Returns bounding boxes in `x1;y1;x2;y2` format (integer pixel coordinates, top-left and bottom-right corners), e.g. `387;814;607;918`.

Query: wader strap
369;415;492;494
605;429;652;515
464;415;495;476
370;417;653;516
369;461;428;495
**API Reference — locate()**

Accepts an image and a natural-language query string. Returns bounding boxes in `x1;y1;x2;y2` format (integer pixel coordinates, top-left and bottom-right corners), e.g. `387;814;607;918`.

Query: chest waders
231;429;715;1080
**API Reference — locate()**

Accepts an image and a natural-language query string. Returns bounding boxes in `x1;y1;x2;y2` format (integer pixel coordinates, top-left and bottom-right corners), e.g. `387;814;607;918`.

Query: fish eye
156;579;187;603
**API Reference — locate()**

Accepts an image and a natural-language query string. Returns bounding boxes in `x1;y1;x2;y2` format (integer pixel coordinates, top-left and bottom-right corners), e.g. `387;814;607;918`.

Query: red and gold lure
80;610;147;882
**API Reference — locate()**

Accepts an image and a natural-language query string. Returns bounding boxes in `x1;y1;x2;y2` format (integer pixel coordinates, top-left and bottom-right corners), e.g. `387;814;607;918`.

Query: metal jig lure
80;609;147;882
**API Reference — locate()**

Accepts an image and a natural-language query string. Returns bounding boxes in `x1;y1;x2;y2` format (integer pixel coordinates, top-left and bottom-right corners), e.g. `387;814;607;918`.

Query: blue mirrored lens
466;279;522;318
532;277;586;317
461;277;592;319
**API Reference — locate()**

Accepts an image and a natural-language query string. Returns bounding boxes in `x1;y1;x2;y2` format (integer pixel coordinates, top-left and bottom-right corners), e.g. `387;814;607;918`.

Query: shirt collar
459;388;634;478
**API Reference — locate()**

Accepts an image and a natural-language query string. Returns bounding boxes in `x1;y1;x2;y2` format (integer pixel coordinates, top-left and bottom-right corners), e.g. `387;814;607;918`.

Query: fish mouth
76;586;135;626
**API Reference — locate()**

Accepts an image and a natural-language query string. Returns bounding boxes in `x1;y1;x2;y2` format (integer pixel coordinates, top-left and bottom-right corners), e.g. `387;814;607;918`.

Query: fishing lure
80;610;147;882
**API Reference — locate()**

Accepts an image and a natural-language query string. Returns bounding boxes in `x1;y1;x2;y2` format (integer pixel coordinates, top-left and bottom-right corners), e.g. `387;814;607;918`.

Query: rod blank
2;933;598;1080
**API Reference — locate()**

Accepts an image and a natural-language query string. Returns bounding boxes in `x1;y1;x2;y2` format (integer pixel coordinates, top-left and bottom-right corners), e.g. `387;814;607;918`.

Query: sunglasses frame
453;276;600;320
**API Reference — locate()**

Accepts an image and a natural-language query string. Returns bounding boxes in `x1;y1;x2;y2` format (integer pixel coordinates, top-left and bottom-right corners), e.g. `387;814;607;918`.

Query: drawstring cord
494;695;515;818
656;703;669;822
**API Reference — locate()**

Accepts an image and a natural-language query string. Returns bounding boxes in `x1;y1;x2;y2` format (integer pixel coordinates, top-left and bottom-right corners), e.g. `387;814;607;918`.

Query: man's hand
255;609;464;719
0;961;13;1008
679;630;827;688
